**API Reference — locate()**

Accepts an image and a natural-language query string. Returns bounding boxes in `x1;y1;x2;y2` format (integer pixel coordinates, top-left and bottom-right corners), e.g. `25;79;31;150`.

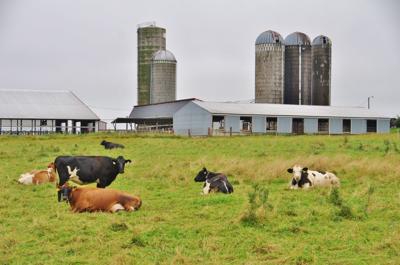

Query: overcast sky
0;0;399;121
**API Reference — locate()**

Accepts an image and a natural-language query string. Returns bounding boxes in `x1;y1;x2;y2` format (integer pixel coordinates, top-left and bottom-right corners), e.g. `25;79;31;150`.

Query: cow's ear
302;167;308;172
126;159;132;164
203;167;207;171
287;168;293;173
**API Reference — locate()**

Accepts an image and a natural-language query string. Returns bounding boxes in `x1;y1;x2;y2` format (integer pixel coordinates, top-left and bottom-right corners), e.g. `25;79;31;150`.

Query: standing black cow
194;167;234;194
100;140;125;149
54;156;132;201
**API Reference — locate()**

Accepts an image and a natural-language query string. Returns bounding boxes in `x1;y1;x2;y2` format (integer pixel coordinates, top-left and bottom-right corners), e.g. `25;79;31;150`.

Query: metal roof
152;50;176;62
192;100;390;119
129;98;195;119
285;32;311;46
255;30;284;45
0;89;99;120
312;35;332;45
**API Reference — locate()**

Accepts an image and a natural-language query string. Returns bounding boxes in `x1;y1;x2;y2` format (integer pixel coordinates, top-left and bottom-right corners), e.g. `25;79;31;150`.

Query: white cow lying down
287;165;340;189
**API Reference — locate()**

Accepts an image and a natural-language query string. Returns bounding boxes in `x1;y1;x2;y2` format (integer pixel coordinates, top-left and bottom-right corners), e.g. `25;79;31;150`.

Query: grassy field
0;132;399;265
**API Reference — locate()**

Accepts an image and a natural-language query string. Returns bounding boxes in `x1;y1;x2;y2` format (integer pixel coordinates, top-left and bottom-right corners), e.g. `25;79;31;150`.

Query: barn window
343;119;351;133
367;120;377;133
240;116;252;132
40;120;47;126
212;116;225;130
292;118;304;134
266;117;277;132
318;119;329;134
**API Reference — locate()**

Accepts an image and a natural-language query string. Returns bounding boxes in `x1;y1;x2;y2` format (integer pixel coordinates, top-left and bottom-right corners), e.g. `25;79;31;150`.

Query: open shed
0;89;100;135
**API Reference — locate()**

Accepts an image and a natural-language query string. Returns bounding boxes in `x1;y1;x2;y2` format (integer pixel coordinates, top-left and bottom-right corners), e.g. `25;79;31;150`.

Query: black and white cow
55;155;132;194
194;167;234;194
100;140;125;149
287;165;340;189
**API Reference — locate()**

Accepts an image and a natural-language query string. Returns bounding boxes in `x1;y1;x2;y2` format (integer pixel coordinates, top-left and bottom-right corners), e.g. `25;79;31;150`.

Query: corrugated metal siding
173;102;211;136
351;119;366;134
329;118;343;134
252;116;266;133
377;119;390;133
277;117;292;133
225;116;240;133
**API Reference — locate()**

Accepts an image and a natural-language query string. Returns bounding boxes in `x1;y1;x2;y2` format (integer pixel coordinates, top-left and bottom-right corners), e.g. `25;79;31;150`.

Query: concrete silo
311;35;332;105
284;32;312;105
255;30;285;104
137;23;166;105
150;50;177;104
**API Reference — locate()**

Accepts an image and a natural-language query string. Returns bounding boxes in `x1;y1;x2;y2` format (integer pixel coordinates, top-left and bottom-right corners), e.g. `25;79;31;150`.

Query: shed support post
188;129;191;137
230;127;232;137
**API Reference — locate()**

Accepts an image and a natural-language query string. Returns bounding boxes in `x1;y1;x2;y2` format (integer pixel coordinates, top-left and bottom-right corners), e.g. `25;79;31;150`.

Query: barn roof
192;100;390;119
129;98;196;119
0;89;99;120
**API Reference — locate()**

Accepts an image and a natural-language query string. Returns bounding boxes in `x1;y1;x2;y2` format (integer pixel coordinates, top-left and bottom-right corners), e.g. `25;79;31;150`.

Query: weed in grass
110;222;129;232
329;188;355;221
241;184;271;226
363;185;375;217
384;140;390;155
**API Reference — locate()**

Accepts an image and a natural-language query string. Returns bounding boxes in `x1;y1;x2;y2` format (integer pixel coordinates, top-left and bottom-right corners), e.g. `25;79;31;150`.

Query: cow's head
47;162;56;172
113;156;132;174
57;183;73;202
100;140;107;146
194;167;208;182
287;165;308;181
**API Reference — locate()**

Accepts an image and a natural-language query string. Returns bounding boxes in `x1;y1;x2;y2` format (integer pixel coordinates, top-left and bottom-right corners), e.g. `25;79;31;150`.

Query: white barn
0;89;100;135
127;99;391;136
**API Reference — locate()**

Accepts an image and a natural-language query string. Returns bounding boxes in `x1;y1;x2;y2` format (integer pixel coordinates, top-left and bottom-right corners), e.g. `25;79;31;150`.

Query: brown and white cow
287;165;340;189
18;163;57;185
59;184;142;213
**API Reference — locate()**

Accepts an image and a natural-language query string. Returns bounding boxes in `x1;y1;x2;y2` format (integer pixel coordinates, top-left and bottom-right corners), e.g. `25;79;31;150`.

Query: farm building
125;99;390;136
0;89;100;134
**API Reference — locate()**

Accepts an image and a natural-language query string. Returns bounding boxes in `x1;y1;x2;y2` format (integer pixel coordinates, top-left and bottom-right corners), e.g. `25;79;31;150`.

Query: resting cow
54;156;132;190
194;167;234;194
100;140;125;149
18;163;56;185
287;165;340;189
58;184;141;213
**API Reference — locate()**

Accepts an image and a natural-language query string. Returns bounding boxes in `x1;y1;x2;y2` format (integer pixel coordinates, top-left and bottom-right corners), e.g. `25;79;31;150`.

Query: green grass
0;132;399;264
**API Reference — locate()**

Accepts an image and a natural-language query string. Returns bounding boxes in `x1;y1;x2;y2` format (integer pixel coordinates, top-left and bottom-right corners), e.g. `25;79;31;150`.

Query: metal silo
284;32;312;105
150;50;177;104
255;30;285;104
311;35;332;105
137;23;166;105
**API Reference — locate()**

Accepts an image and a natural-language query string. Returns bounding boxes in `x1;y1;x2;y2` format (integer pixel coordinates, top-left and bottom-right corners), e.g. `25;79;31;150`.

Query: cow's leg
110;203;124;213
202;181;211;195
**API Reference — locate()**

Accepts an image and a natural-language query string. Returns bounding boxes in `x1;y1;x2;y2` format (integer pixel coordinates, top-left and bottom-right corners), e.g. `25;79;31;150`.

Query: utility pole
368;96;374;109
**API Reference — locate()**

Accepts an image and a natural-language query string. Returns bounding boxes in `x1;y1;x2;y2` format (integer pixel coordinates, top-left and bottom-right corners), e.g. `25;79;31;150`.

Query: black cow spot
312;173;316;177
318;171;326;174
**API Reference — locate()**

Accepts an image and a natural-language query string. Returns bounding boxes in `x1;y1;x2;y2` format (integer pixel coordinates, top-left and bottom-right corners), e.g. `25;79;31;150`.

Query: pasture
0;132;399;264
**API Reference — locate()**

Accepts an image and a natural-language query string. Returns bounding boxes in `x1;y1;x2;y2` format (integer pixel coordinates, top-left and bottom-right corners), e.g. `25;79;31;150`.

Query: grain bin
255;30;285;103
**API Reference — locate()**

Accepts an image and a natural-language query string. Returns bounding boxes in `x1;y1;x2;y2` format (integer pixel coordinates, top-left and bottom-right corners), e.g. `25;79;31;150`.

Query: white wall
225;115;240;133
304;118;318;134
377;119;390;133
329;118;343;134
173;102;212;136
351;119;366;134
252;116;266;133
277;117;291;133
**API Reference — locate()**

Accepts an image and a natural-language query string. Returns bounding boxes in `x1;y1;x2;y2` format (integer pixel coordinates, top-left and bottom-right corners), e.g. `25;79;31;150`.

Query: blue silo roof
255;30;284;45
312;35;332;45
284;32;311;45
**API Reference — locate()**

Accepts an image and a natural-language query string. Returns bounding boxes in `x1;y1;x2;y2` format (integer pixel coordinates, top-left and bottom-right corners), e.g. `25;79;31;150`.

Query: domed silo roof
284;32;311;45
152;50;176;62
312;35;332;45
255;30;284;45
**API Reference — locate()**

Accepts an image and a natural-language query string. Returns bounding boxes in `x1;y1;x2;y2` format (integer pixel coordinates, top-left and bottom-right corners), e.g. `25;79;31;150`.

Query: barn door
292;118;304;134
